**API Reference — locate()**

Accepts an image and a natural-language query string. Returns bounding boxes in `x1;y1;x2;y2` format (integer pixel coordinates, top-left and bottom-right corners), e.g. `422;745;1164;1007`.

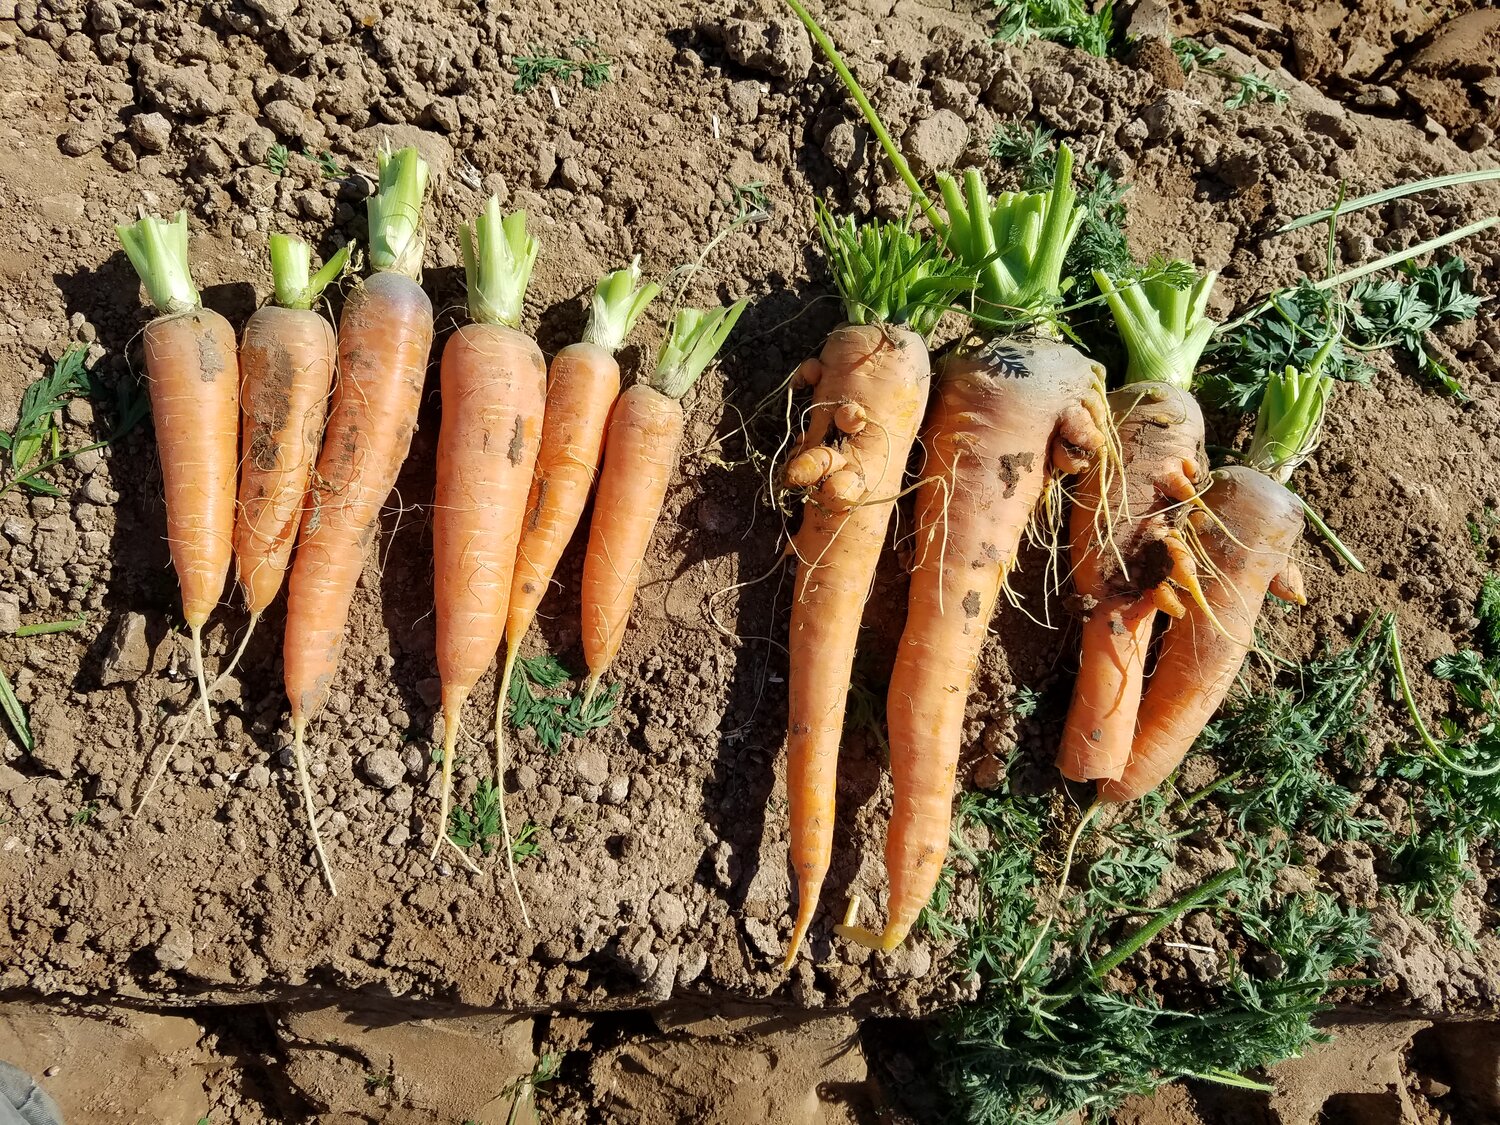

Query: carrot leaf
367;144;430;279
582;257;659;354
650;299;748;400
460;195;537;328
268;233;353;310
0;663;31;752
1095;263;1217;390
115;211;200;316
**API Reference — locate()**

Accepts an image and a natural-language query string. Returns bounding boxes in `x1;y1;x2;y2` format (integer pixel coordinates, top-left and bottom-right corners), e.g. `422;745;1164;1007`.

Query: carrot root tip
290;719;337;896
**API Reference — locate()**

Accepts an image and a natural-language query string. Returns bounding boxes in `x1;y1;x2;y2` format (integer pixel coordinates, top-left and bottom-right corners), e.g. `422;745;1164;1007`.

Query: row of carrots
119;145;744;897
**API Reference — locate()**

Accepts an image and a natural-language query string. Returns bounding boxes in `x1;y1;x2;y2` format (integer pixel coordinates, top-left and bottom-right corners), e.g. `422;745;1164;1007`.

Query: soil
1;0;1500;1118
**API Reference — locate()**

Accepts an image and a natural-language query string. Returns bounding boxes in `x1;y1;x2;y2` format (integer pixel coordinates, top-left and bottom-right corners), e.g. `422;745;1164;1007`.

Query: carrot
1100;466;1306;801
495;261;658;771
781;209;975;965
283;146;434;892
1100;362;1324;801
431;199;545;916
1056;269;1220;784
226;234;351;676
579;299;746;701
833;153;1113;953
116;211;239;733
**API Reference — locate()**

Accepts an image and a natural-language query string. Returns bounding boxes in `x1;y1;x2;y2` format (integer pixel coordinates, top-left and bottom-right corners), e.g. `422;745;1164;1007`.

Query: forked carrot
283;146;434;892
431;199;545;920
116;211;239;736
580;300;746;701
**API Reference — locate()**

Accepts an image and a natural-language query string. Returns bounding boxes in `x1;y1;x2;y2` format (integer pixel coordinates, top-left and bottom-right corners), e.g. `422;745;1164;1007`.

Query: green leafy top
268;234;353;310
1095;264;1217;389
116;211;200;316
460;196;537;328
367;144;431;279
815;205;976;337
648;300;748;400
582;257;660;353
937;144;1085;332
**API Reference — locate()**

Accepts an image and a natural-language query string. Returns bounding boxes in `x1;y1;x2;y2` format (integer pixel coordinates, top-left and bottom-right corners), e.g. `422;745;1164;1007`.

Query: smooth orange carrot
840;340;1107;951
580;300;746;700
1056;382;1209;783
431;199;545;921
496;262;658;764
1101;466;1305;801
116;211;239;734
283;146;433;893
228;235;349;674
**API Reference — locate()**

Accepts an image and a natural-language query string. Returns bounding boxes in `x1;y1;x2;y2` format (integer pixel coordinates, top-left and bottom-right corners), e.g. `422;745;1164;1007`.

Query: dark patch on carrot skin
962;589;981;619
507;416;526;466
527;480;548;530
972;542;1003;569
996;452;1035;499
790;722;811;735
522;581;536;594
1089;728;1103;742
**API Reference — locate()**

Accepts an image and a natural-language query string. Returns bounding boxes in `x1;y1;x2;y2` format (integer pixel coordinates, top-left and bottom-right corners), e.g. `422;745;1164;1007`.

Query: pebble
246;764;271;790
59;118;105;156
81;475;111;505
128;111;171;153
360;748;406;790
724;80;761;122
154;927;194;971
572;748;608;787
602;775;629;806
99;611;153;685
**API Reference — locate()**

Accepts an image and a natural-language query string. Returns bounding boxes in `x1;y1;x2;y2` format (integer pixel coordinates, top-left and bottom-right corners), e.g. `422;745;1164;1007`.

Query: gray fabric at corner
0;1062;63;1125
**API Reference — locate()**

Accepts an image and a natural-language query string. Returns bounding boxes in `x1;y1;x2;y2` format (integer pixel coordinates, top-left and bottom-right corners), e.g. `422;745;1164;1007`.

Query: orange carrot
579;300;746;701
227;234;349;673
1100;466;1305;801
431;199;545;917
283;146;433;892
496;261;658;756
116;211;239;733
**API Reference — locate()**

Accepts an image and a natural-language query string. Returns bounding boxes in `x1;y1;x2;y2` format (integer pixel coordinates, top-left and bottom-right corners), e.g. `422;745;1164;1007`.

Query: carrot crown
115;211;200;316
649;299;748;400
367;144;430;280
815;204;975;338
268;233;354;310
461;195;537;328
582;257;660;353
1095;264;1218;390
937;145;1084;332
1247;349;1333;483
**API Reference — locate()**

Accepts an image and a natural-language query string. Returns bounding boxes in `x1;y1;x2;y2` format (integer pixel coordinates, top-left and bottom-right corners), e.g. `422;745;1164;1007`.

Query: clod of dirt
360;749;407;790
719;16;814;82
98;611;156;686
904;108;968;177
127;112;171;154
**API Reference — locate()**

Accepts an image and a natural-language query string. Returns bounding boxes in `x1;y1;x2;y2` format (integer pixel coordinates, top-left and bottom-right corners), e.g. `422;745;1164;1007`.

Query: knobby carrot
431;199;545;921
283;145;434;893
1056;268;1219;784
580;300;746;701
227;234;350;676
838;154;1110;953
781;210;974;966
116;211;239;737
495;260;658;795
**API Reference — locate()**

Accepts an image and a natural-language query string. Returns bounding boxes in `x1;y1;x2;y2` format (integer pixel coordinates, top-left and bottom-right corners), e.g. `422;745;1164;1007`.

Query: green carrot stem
268;234;353;310
582;257;660;353
460;197;537;328
367;144;431;279
115;211;200;316
650;300;748;400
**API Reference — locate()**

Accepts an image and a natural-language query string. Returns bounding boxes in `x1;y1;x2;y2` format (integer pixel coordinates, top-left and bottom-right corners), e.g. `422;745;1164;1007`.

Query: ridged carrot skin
433;324;546;779
1101;466;1306;801
782;323;931;966
284;271;433;725
234;305;336;615
1057;382;1208;783
508;342;620;649
851;338;1107;951
143;309;240;629
580;382;683;679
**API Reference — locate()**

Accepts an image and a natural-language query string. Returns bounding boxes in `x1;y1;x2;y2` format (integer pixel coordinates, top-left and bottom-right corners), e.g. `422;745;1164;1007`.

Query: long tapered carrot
580;300;746;701
283;146;434;893
780;210;975;967
431;198;545;923
227;234;350;673
1100;466;1306;800
116;211;239;737
495;261;658;785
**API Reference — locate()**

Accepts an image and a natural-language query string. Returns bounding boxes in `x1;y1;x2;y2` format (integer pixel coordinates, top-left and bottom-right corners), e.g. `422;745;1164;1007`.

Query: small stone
0;596;18;636
904;110;967;177
387;822;410;848
59;118;105;156
99;611;153;685
106;140;137;171
261;99;322;146
82;475;111;505
89;0;122;32
557;156;587;191
246;764;271;790
154;927;194;971
146;65;227;118
426;96;460;133
676;944;708;985
573;748;608;787
652;891;688;931
296;190;332;221
1462;123;1495;152
821;121;865;174
741;918;781;963
59;32;93;62
128;111;171;153
360;748;406;790
602;775;629;805
1;519;31;547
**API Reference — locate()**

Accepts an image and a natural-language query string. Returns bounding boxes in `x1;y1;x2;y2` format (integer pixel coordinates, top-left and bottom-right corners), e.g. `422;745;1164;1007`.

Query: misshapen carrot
1100;466;1305;801
116;212;239;733
580;300;746;699
283;146;434;893
780;210;974;966
431;199;544;918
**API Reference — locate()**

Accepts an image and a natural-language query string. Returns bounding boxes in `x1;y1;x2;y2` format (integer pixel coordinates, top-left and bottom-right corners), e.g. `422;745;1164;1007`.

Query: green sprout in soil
303;148;344;178
0;665;30;752
1171;37;1224;73
512;37;612;92
989;0;1118;58
448;779;543;864
265;143;290;175
502;1052;563;1125
69;801;98;828
1225;72;1289;109
508;654;617;753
